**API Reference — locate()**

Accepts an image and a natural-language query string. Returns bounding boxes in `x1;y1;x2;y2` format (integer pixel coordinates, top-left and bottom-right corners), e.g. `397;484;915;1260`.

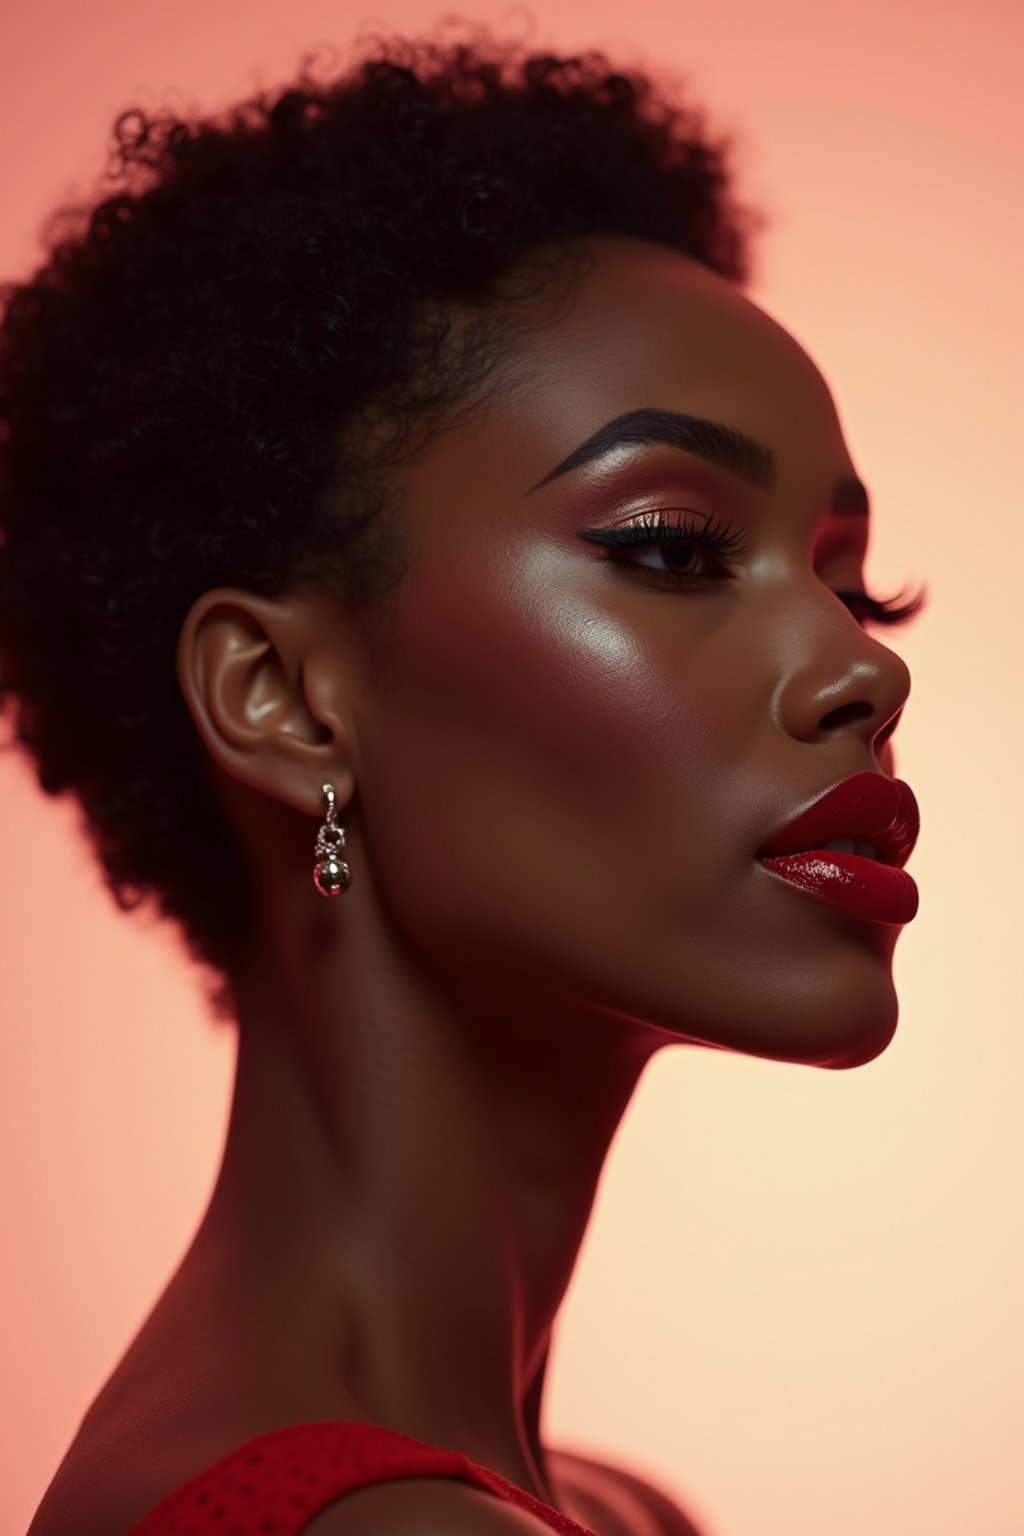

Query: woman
6;24;925;1536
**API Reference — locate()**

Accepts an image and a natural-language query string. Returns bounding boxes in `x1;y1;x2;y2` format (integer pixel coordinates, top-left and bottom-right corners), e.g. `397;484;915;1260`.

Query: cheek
354;543;900;1067
358;541;744;949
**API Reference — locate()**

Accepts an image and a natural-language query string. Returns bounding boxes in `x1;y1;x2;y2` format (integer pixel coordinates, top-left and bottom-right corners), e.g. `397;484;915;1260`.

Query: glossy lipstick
757;771;920;924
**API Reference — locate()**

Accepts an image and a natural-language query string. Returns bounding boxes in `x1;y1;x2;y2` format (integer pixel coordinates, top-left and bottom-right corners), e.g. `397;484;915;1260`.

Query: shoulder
303;1475;559;1534
550;1446;706;1536
30;1453;557;1536
609;1464;705;1536
304;1444;707;1536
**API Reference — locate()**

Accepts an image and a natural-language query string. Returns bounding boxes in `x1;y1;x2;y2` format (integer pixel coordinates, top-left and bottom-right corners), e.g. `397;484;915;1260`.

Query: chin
776;1002;900;1071
693;982;902;1073
749;927;903;1070
816;1014;899;1070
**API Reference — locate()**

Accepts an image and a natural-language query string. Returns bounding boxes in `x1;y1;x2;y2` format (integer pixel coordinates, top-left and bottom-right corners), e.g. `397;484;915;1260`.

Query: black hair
0;23;759;1022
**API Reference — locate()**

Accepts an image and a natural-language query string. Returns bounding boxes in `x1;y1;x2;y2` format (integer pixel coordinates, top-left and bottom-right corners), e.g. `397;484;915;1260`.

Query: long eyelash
579;509;748;557
581;510;929;629
834;585;929;628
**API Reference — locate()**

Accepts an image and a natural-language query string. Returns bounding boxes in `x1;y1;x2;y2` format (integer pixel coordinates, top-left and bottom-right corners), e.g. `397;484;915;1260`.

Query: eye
578;508;747;587
578;510;929;626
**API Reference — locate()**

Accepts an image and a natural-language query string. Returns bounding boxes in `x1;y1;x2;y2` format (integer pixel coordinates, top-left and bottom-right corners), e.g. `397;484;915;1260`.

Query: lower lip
757;849;919;924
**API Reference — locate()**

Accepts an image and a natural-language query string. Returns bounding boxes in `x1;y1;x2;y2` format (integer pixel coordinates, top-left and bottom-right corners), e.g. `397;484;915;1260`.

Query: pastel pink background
2;3;1021;1534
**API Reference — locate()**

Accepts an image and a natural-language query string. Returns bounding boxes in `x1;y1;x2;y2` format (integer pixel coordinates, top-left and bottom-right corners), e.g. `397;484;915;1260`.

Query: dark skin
36;236;912;1536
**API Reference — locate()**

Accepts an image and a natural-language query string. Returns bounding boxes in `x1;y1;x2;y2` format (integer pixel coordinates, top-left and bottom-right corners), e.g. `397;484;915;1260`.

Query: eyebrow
524;405;870;516
525;407;777;495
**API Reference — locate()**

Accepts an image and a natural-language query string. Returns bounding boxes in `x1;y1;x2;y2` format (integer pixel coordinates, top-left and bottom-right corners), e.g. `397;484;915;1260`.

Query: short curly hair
0;23;758;1022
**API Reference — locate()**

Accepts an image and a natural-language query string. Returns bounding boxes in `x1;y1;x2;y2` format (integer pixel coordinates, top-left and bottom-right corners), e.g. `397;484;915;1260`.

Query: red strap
128;1419;596;1535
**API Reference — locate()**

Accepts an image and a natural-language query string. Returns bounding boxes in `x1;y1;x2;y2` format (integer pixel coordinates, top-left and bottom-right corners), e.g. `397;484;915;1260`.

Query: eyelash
579;510;928;628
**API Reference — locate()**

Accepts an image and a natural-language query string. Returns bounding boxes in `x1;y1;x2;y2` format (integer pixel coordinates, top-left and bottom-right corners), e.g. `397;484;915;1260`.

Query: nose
774;618;912;763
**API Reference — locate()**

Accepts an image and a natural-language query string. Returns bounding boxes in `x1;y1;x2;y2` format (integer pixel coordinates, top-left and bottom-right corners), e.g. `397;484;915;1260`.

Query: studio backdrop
3;3;1022;1535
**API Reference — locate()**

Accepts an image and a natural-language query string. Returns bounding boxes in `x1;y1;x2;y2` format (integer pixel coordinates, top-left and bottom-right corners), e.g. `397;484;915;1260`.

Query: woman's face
348;236;915;1069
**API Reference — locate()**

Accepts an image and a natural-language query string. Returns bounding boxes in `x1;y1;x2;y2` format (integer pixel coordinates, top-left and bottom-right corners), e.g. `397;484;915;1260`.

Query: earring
313;782;352;898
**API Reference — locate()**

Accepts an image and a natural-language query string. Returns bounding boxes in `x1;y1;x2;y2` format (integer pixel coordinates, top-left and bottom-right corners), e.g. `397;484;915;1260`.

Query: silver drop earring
313;782;352;897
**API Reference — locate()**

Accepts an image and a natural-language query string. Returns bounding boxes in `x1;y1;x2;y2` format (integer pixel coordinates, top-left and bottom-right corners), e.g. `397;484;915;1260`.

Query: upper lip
757;771;920;869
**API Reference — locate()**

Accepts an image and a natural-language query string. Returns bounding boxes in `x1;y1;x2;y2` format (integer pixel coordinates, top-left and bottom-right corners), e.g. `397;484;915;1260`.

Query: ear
176;585;358;819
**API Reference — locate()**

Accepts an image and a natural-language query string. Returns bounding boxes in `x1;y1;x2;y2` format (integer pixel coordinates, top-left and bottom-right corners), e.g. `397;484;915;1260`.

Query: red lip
756;772;921;926
757;771;920;867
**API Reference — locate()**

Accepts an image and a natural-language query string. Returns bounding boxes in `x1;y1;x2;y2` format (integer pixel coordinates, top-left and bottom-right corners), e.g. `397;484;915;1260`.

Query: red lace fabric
127;1419;598;1535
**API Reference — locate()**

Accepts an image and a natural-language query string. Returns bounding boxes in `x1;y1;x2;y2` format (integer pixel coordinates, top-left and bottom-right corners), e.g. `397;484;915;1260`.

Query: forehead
549;237;831;402
410;235;854;506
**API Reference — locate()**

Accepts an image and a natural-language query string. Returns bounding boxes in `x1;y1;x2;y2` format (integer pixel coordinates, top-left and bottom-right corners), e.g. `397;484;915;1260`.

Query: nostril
820;699;872;731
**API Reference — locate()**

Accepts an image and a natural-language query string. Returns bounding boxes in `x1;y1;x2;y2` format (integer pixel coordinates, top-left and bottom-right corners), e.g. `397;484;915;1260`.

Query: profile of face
191;235;916;1074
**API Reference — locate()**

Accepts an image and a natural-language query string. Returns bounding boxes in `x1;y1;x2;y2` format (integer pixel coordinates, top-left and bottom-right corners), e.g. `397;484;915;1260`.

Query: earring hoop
313;782;352;898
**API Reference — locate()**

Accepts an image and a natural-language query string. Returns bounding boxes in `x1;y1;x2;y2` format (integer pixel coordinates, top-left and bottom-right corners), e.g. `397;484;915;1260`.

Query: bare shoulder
550;1445;706;1536
304;1445;707;1536
303;1476;558;1535
31;1466;554;1536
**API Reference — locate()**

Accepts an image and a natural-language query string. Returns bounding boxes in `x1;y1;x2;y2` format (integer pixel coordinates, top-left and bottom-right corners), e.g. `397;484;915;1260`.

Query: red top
126;1419;598;1535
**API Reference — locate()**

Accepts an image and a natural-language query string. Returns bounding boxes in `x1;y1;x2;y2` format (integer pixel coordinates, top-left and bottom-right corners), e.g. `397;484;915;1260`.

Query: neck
192;878;657;1504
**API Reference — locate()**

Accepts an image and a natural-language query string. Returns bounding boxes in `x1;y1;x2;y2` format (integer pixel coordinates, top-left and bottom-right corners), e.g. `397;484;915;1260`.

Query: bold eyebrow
523;405;871;518
524;407;778;496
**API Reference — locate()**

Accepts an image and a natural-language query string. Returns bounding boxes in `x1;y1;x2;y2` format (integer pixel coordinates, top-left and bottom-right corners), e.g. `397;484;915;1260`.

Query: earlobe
175;586;354;818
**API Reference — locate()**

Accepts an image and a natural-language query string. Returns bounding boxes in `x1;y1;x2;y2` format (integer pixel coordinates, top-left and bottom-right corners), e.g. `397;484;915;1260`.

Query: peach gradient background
2;3;1022;1534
